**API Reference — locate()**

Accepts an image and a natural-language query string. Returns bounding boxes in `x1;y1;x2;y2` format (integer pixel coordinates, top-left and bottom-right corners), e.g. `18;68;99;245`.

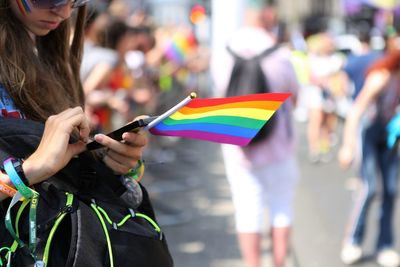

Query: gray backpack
226;45;279;145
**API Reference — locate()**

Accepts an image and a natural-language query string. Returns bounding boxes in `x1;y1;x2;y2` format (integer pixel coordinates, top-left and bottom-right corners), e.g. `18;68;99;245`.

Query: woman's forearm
342;106;362;150
0;157;49;202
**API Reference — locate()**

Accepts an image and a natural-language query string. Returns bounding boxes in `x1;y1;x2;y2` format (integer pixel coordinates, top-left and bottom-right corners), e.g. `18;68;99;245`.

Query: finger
94;133;146;155
133;115;150;120
103;154;131;174
107;149;142;169
122;131;147;147
78;118;91;143
65;107;91;142
61;112;90;142
94;134;131;155
55;106;86;121
47;107;88;134
68;141;87;157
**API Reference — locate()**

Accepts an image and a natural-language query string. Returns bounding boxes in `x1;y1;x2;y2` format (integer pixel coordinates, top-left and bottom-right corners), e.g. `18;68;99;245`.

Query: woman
0;0;172;266
339;50;400;267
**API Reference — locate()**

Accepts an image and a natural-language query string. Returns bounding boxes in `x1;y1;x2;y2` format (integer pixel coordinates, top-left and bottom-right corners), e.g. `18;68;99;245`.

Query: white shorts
304;85;323;110
224;157;299;233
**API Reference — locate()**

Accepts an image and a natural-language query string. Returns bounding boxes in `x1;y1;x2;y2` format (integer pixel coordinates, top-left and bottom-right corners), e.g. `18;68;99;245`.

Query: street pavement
142;121;400;267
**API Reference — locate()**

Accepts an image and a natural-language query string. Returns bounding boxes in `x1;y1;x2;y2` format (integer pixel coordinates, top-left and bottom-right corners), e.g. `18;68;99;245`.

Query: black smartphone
86;116;157;150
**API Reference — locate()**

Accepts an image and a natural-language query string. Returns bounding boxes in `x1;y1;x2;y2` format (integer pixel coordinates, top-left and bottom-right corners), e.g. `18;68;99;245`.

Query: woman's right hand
22;107;90;184
338;145;353;169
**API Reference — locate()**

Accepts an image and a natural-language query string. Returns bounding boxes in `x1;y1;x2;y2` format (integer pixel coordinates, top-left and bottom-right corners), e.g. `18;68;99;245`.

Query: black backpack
226;45;279;145
0;117;173;267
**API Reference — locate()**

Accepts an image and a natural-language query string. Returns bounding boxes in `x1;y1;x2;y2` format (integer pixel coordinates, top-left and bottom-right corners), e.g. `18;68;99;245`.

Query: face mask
30;0;90;9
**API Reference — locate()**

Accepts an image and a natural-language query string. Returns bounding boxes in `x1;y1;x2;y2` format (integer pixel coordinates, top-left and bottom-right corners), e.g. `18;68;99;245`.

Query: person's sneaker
341;243;363;265
377;248;400;267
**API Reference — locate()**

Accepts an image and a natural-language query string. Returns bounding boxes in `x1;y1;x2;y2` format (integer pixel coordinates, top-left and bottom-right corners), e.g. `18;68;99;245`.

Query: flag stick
144;92;197;130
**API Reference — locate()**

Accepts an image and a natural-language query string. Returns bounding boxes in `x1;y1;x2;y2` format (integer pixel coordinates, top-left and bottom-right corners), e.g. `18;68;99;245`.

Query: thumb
133;115;150;121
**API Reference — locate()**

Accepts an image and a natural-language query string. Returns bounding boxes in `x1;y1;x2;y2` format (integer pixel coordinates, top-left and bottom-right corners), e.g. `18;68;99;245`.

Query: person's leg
307;107;323;161
319;112;336;162
376;143;399;250
271;226;290;267
238;233;262;267
374;144;400;267
264;157;299;267
306;86;324;162
322;112;338;148
341;126;378;264
222;147;265;267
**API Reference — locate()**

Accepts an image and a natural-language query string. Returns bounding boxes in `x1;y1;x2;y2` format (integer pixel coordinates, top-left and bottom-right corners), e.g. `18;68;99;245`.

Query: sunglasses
30;0;90;9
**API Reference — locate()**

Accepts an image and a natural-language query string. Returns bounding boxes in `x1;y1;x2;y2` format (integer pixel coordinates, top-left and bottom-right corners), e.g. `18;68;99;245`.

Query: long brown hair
0;1;87;122
367;49;400;75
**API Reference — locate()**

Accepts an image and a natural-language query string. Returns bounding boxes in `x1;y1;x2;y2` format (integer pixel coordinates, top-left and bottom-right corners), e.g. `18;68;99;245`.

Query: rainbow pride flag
149;93;291;146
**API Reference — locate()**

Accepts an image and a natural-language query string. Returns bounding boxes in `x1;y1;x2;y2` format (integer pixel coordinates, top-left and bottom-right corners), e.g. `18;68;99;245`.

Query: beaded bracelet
125;160;145;182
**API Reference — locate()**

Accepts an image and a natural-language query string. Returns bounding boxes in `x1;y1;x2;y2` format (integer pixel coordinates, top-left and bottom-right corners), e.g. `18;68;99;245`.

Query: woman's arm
0;107;90;201
21;107;90;183
0;110;148;201
338;69;390;169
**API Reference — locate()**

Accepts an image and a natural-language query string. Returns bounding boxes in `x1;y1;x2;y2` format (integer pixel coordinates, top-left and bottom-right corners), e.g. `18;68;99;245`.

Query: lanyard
5;190;39;261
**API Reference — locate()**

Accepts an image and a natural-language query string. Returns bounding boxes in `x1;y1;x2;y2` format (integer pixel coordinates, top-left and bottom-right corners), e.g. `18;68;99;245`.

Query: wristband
0;183;17;198
3;158;33;199
125;160;145;182
9;158;29;186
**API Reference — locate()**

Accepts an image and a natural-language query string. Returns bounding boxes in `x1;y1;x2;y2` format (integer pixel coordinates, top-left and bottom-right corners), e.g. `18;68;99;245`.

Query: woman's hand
23;107;90;184
94;120;148;175
338;144;353;169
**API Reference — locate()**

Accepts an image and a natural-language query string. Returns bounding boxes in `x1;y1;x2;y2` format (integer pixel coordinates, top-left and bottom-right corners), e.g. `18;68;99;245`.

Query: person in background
101;20;155;129
306;32;345;163
342;28;382;100
339;50;400;267
80;8;120;132
211;2;300;267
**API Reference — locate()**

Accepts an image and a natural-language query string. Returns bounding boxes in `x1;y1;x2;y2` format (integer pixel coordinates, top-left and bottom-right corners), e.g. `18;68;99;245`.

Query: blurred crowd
288;13;400;267
269;6;400;267
80;0;210;136
77;1;400;266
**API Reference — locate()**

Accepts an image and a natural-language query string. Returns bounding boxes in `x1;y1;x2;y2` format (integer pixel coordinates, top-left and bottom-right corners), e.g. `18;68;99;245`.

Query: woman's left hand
93;127;148;175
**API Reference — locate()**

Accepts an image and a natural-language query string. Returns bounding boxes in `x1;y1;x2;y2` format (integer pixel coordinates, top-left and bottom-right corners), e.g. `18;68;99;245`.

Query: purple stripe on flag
150;128;251;146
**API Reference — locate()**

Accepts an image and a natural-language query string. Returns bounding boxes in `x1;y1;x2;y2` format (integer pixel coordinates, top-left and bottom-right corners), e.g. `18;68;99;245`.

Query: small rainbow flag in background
164;31;197;64
148;93;291;146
